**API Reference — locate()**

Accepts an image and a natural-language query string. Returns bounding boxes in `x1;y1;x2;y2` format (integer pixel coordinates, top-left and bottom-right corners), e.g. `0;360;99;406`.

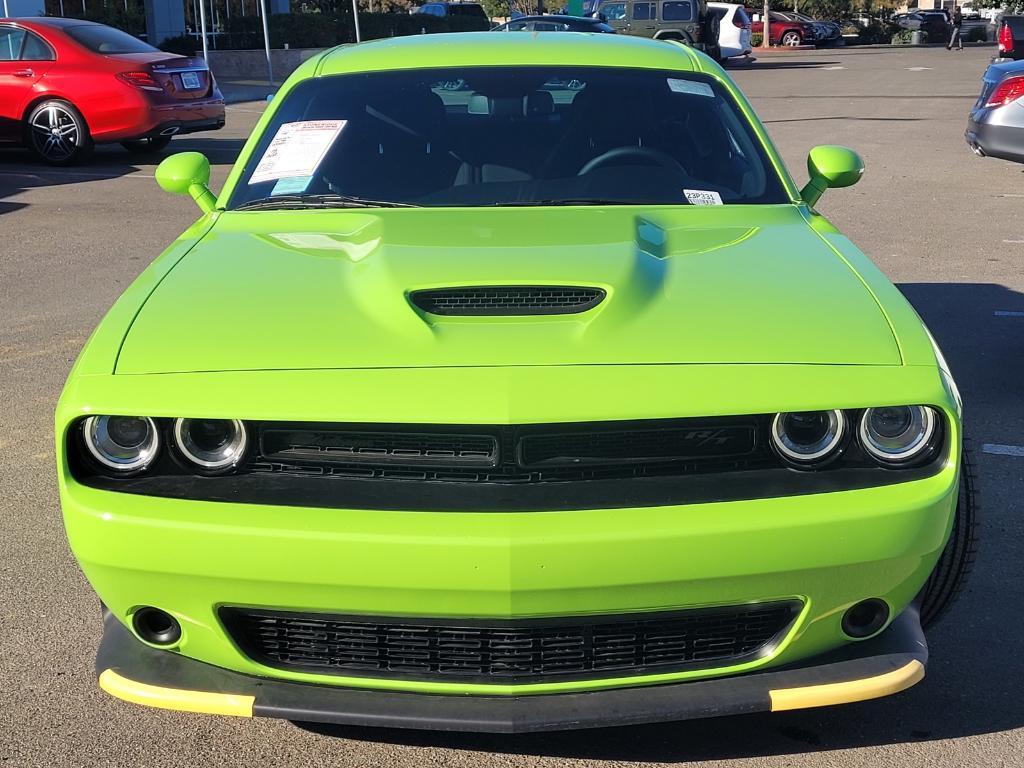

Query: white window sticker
249;120;347;185
667;78;714;98
684;189;724;206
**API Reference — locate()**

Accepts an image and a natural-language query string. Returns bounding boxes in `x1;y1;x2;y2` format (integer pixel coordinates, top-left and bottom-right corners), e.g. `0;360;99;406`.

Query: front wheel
780;30;803;46
26;99;93;166
121;135;173;154
919;448;978;627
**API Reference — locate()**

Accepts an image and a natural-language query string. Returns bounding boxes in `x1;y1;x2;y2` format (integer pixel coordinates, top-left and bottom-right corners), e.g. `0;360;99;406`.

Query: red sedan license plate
181;71;202;90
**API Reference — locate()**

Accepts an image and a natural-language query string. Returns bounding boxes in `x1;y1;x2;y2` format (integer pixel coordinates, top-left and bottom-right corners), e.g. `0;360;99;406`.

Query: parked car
997;15;1024;60
746;8;815;46
0;18;224;165
493;14;616;32
590;0;722;59
966;57;1024;163
61;31;973;733
708;2;752;58
778;11;842;45
894;10;949;37
412;0;491;26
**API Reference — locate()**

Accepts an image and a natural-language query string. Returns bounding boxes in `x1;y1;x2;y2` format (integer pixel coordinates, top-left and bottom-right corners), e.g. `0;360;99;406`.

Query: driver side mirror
156;152;218;214
800;145;864;207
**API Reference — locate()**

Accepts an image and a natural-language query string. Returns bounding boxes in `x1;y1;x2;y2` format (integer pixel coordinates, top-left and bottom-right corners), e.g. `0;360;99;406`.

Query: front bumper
97;606;927;732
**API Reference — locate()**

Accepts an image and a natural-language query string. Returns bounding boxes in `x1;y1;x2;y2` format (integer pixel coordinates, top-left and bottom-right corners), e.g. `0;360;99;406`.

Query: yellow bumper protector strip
98;669;255;718
769;659;925;712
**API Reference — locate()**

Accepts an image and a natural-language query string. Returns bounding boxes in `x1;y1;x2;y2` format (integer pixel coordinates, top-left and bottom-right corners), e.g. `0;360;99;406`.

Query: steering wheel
578;146;688;176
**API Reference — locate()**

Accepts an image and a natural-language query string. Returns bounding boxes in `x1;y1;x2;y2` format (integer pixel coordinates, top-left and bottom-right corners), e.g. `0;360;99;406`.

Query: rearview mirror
156;152;217;214
800;145;864;207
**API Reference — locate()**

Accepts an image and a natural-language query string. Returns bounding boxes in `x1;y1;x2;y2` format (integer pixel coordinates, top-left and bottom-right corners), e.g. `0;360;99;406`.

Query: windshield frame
220;64;801;211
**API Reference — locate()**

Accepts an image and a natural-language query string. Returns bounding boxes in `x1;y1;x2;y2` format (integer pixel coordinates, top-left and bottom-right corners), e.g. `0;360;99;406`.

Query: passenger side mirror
155;152;218;214
800;145;864;207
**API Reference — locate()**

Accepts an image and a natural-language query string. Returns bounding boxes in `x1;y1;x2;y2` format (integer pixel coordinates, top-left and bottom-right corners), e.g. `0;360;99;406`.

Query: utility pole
761;0;770;48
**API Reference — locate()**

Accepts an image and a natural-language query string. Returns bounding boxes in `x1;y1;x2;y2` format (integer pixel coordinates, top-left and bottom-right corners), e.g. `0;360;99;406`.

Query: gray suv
587;0;720;59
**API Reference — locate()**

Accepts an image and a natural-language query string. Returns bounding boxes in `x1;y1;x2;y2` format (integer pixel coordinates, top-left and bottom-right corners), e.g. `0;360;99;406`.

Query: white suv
709;2;752;58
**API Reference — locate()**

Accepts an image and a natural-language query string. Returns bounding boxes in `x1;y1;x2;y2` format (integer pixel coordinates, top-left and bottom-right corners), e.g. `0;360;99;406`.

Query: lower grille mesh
221;602;800;683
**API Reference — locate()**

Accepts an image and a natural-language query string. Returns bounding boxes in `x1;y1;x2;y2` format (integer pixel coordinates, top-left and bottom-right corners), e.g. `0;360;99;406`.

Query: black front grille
409;286;605;316
252;417;765;485
221;602;801;683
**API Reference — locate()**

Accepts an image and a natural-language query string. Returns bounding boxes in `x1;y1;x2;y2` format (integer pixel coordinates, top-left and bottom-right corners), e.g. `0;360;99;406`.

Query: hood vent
409;286;606;316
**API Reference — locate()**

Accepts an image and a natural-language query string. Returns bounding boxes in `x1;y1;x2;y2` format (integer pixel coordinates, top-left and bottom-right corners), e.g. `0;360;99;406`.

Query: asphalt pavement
2;44;1023;768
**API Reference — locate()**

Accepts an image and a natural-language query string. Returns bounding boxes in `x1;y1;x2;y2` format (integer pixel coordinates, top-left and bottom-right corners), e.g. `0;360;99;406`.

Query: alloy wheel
782;32;802;46
29;104;81;163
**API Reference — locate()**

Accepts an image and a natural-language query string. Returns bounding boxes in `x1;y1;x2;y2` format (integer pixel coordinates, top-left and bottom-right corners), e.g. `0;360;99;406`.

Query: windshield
65;24;158;54
228;66;789;209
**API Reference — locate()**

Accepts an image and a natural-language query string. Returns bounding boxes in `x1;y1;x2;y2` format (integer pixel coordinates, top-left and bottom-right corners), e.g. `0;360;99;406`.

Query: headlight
82;415;160;473
173;418;248;472
770;410;846;466
859;406;938;465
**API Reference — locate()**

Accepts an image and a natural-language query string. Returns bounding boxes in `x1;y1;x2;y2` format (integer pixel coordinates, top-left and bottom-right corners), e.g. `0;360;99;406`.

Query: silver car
966;58;1024;164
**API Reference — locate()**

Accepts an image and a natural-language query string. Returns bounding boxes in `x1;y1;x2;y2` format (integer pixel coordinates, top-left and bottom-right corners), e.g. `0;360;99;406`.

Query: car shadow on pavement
297;282;1023;761
728;60;844;70
0;137;246;216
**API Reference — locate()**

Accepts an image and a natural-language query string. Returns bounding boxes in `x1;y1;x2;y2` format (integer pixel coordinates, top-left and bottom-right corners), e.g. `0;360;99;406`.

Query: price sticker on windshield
684;189;724;206
249;120;347;185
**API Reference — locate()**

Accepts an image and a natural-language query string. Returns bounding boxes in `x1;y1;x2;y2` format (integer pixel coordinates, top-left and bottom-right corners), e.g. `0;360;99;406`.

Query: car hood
115;206;901;374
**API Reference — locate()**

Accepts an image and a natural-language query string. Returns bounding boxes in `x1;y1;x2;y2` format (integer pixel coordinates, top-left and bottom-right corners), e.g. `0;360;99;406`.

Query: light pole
351;0;362;42
260;0;273;85
198;0;209;61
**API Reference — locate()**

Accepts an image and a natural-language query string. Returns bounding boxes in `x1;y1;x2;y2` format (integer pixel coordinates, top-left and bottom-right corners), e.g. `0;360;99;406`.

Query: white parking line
1003;239;1024;244
0;170;155;179
906;67;933;71
994;310;1024;317
823;66;846;70
982;443;1024;457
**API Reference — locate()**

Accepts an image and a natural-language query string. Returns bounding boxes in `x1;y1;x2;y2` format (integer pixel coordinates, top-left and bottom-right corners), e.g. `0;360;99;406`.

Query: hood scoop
409;286;606;317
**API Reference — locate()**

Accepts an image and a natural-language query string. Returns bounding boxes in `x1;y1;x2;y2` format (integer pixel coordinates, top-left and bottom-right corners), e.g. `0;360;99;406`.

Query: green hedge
219;11;489;50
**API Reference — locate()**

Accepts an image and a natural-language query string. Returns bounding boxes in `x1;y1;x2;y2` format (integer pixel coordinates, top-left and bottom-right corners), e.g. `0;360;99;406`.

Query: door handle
13;69;34;78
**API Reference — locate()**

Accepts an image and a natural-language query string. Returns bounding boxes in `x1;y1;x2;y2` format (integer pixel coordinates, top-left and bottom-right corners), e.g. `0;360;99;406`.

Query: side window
633;2;655;19
421;3;445;16
661;0;694;21
600;2;627;20
0;26;26;61
21;32;54;61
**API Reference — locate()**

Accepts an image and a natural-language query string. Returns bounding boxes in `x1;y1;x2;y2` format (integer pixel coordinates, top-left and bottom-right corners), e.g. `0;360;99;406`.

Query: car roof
507;14;603;22
316;31;702;77
4;16;102;26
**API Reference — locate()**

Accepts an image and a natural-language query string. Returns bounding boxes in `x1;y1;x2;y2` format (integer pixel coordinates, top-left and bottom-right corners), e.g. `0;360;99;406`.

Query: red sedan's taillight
116;70;164;92
999;22;1013;53
986;75;1024;107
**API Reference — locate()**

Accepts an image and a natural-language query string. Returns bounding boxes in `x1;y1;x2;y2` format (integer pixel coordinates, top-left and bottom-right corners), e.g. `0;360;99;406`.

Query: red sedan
0;18;224;165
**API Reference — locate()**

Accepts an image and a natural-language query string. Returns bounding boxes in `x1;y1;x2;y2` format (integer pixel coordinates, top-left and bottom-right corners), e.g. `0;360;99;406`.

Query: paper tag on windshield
249;120;346;185
667;78;714;98
684;189;724;206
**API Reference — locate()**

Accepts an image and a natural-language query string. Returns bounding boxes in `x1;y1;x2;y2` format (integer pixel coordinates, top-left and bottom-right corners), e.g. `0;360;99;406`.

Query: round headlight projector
173;418;248;471
771;410;846;466
82;415;159;473
859;406;937;465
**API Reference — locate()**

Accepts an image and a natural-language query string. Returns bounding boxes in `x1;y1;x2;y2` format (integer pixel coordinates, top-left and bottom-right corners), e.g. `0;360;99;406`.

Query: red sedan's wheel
121;135;173;154
781;30;803;46
26;99;94;166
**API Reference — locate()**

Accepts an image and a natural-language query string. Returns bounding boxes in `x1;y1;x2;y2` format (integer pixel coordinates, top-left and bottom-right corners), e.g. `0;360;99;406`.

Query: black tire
121;135;173;154
25;98;93;166
780;30;803;46
919;446;978;628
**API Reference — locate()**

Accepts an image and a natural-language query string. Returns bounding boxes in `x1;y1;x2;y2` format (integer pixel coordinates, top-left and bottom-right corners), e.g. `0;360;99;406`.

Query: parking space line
0;170;155;179
994;310;1024;317
982;443;1024;457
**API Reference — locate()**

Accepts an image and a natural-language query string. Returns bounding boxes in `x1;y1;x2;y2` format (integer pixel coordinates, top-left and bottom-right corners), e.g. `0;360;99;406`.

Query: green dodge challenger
57;32;975;732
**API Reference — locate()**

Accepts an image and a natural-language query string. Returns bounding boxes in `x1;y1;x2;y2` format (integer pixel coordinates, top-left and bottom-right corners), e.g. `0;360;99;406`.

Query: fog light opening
132;607;182;646
842;599;890;639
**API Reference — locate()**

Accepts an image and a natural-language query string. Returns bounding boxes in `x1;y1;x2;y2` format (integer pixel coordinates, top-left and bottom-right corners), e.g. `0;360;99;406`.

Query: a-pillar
144;0;187;45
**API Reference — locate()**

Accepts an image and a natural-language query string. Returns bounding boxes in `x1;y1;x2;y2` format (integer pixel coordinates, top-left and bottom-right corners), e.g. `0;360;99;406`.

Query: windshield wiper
235;194;420;211
490;198;687;207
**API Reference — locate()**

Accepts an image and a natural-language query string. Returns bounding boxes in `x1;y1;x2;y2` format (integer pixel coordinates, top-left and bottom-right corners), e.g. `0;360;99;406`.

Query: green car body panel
57;33;962;715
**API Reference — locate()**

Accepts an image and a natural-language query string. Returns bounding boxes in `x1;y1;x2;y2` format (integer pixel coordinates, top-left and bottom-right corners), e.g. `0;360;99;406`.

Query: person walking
948;5;964;51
